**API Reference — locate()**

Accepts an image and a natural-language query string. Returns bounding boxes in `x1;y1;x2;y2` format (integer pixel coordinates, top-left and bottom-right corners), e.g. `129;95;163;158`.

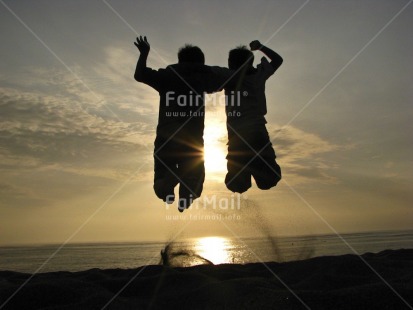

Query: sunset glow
0;1;412;245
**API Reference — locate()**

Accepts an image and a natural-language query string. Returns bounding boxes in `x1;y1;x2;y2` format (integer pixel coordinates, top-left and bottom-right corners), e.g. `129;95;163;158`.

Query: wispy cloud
0;58;158;208
269;125;345;185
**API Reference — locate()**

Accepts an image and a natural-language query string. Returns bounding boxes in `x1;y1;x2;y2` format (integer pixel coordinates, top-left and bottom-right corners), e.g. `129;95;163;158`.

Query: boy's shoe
154;179;176;204
225;174;251;193
165;194;175;204
177;197;193;212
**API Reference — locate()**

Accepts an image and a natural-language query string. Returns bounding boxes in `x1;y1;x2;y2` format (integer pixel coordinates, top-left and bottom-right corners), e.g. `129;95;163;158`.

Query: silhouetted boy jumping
134;36;227;211
224;40;283;193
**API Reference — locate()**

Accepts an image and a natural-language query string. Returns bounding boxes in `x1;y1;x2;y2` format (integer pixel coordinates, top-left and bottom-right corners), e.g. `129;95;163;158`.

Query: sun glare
204;145;226;172
196;237;231;265
203;122;227;174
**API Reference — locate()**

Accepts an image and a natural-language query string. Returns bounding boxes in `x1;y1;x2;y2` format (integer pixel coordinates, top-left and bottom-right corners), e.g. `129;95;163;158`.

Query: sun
203;122;227;174
204;144;226;172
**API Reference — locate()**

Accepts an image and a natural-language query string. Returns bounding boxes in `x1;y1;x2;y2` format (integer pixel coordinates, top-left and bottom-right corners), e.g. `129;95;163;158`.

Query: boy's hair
178;44;205;64
228;45;254;70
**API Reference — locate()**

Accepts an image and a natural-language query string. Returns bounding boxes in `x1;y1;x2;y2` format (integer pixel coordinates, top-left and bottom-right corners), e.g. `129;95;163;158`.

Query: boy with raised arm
224;40;283;193
134;36;229;212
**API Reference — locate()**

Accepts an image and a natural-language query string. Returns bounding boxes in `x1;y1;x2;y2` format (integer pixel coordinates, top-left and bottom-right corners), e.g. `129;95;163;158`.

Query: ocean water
0;230;412;273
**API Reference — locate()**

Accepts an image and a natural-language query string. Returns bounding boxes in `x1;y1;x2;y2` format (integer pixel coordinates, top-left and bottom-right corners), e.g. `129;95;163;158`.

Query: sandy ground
1;249;412;309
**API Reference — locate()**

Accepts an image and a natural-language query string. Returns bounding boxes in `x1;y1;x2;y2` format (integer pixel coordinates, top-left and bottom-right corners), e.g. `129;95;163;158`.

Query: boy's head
178;44;205;64
228;46;254;70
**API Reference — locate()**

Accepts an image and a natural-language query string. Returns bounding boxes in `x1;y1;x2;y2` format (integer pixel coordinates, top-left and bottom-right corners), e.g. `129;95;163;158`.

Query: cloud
91;45;164;119
0;63;158;208
0;85;153;170
0;180;50;209
268;125;343;185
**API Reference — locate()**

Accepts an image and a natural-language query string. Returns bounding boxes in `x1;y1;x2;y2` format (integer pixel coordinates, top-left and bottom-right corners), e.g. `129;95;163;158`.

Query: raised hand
134;36;150;55
249;40;263;51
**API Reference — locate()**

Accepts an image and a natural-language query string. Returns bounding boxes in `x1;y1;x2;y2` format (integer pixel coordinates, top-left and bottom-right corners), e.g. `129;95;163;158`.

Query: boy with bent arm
224;40;283;193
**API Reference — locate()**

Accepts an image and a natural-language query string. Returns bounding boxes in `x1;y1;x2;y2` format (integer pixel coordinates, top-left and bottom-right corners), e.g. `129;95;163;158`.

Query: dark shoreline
1;249;412;309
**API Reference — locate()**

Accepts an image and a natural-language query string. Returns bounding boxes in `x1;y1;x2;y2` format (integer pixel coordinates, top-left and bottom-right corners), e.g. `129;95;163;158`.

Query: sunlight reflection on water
194;237;232;265
159;236;250;267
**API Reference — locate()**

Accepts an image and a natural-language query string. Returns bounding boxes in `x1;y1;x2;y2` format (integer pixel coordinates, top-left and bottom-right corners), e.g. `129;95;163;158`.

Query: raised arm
250;40;283;70
134;36;150;81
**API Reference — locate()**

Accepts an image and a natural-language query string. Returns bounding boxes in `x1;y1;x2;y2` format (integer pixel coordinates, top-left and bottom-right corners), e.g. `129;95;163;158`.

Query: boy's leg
153;136;179;203
225;132;252;193
250;129;282;190
177;146;205;211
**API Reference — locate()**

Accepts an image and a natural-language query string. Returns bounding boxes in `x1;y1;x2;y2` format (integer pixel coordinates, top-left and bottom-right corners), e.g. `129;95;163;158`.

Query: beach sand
1;249;412;309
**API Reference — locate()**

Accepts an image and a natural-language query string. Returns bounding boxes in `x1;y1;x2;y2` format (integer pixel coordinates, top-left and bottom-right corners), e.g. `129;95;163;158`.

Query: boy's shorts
225;126;281;193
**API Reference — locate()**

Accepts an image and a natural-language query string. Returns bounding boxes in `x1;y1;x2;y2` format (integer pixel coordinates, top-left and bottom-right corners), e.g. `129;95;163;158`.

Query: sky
0;0;412;245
